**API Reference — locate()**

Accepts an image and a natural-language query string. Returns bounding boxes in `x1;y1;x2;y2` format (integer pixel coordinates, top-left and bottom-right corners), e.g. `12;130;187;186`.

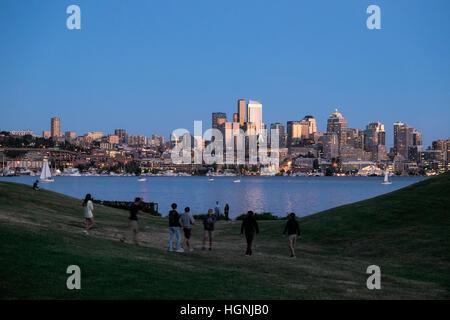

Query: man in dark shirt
32;180;40;190
168;203;183;252
126;197;149;245
240;211;259;256
283;212;301;258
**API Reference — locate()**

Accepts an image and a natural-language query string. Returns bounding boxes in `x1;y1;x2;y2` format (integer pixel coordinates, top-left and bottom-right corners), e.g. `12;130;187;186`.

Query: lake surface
1;176;426;218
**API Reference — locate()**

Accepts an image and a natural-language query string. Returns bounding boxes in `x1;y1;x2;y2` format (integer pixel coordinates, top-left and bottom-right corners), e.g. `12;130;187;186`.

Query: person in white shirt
82;194;94;235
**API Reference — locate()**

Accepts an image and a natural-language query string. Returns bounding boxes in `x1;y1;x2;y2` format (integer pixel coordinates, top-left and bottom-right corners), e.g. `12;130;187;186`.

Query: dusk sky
0;0;449;148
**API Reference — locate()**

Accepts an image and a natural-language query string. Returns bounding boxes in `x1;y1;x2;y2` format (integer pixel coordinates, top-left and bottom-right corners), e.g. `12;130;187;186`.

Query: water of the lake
1;176;426;218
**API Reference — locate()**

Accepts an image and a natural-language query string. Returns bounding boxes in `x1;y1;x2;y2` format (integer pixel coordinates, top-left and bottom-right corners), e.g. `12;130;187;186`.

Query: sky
0;0;449;148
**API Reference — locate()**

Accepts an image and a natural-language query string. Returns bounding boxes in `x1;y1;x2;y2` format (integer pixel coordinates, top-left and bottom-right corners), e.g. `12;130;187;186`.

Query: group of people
80;193;302;257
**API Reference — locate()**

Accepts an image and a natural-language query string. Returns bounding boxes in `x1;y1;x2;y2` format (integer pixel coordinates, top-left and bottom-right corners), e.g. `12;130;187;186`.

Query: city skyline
1;1;449;147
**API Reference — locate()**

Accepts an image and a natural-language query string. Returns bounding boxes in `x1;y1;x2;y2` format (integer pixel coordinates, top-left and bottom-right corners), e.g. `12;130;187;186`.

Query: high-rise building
212;112;227;130
346;128;364;149
270;123;286;148
51;117;60;138
247;100;263;133
42;131;51;139
238;99;246;126
393;122;422;160
364;122;385;151
233;113;239;123
286;121;309;147
302;115;317;137
326;109;347;150
321;133;339;160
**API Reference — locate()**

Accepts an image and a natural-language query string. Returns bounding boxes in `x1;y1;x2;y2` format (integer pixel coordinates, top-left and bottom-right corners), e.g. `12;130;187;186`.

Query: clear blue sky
1;0;449;148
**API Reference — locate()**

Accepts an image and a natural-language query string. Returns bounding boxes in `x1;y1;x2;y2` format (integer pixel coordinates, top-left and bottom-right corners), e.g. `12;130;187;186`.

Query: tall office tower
51;117;60;138
321;133;339;160
238;99;246;126
302;115;317;136
115;129;126;139
286;121;309;147
270;123;286;148
364;122;385;151
247;100;263;133
346;128;364;149
212;112;227;130
393;121;404;155
233;113;239;123
393;122;422;160
326;109;347;150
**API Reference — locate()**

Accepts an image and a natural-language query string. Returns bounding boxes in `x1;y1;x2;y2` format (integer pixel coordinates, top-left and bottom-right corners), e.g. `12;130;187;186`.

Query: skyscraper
51;117;60;138
326;109;347;150
270;123;286;148
237;99;246;126
393;122;422;160
247;100;263;133
286;121;309;147
302;115;317;137
212;112;227;130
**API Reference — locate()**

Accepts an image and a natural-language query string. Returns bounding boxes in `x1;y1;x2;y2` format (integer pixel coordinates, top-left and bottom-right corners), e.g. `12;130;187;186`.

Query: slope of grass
0;173;449;299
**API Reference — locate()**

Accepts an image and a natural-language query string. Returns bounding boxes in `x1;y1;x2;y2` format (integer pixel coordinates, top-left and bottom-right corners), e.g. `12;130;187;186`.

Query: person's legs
245;231;254;255
175;227;181;250
88;218;94;230
169;227;175;251
131;221;139;244
208;231;214;249
288;235;296;256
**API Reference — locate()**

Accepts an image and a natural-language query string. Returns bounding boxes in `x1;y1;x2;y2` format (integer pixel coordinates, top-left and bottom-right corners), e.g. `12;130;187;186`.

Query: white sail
40;161;52;181
384;171;389;182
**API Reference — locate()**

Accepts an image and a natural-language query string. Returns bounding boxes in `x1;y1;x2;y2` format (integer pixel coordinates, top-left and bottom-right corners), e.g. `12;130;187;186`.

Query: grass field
0;173;449;299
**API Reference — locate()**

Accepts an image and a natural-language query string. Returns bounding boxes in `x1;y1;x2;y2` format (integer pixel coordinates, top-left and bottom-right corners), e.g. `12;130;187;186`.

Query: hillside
0;173;449;299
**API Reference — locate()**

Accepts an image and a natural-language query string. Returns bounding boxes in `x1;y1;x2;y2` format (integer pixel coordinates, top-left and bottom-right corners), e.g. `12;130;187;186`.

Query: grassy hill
0;173;449;299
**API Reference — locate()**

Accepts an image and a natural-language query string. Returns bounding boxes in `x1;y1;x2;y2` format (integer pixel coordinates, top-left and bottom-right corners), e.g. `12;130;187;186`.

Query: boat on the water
40;161;54;183
381;170;392;185
137;177;147;182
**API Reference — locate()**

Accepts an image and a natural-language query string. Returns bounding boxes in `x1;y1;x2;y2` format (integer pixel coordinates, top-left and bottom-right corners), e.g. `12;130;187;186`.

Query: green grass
0;173;449;299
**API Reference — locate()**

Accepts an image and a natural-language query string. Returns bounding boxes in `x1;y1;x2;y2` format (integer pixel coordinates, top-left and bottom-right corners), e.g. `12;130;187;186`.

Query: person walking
125;197;149;245
224;203;230;221
82;194;94;235
179;207;195;252
240;211;259;256
283;212;301;258
214;201;220;219
202;209;216;251
168;203;183;252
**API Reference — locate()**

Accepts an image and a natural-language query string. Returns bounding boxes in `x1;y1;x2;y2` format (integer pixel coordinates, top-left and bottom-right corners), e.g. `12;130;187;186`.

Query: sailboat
381;170;392;185
40;160;54;183
137;177;147;182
